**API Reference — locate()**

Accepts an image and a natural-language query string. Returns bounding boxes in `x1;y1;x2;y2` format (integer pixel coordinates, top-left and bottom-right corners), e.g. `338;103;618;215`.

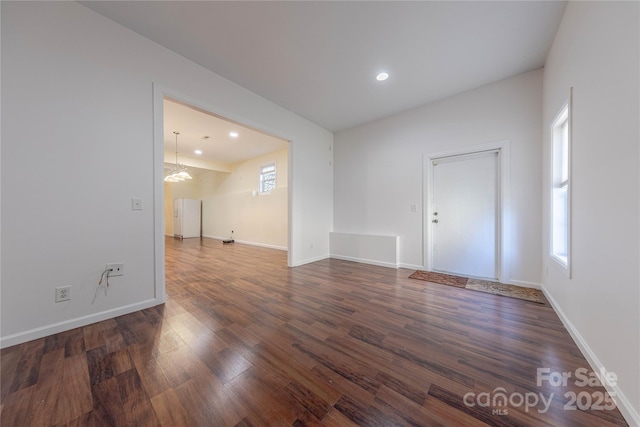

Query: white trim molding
0;299;158;349
290;254;330;267
399;263;427;271
152;83;167;305
201;235;287;251
507;279;543;290
329;232;399;269
330;254;398;269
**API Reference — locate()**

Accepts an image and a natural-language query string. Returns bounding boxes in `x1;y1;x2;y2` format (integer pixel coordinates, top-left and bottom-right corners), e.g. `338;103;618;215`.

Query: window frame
259;162;277;194
549;94;572;278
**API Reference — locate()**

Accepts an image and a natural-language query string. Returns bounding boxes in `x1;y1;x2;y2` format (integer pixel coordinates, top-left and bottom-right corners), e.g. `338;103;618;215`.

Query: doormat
408;270;467;288
408;271;545;304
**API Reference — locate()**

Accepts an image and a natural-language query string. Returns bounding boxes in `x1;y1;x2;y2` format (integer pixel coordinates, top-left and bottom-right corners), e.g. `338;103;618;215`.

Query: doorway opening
162;97;289;248
152;86;292;303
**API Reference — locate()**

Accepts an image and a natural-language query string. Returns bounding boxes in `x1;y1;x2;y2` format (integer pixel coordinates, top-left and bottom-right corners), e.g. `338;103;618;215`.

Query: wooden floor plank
0;237;630;426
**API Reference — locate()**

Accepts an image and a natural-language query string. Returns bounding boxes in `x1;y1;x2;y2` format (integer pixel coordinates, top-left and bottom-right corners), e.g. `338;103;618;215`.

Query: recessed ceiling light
229;131;239;138
194;149;202;155
376;72;389;81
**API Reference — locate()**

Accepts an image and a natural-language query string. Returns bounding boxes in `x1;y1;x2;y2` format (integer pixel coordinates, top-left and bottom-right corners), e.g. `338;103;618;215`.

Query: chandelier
164;131;192;182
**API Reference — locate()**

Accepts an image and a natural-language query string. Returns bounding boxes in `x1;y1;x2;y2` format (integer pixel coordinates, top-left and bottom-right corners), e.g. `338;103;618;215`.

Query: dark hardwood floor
1;237;628;426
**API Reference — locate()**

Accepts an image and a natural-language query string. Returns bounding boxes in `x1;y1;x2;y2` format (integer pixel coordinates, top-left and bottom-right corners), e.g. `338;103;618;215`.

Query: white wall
1;2;333;347
334;69;543;285
542;2;639;423
200;148;289;249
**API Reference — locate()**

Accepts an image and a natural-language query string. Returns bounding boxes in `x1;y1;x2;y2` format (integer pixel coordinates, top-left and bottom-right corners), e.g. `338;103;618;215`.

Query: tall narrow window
550;96;571;276
259;163;276;193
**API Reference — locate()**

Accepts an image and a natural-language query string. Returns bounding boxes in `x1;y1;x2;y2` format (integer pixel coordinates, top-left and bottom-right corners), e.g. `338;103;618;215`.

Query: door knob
432;219;438;223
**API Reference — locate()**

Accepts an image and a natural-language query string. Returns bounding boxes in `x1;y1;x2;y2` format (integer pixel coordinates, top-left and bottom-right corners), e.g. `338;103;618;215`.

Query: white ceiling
83;1;566;132
163;98;288;171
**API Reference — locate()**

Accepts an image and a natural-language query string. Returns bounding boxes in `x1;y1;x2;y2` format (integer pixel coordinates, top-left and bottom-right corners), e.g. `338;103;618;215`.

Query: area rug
409;271;545;304
408;270;467;288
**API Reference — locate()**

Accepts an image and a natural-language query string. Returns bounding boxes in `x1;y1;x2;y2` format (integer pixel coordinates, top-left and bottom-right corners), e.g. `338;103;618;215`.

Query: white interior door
431;151;499;279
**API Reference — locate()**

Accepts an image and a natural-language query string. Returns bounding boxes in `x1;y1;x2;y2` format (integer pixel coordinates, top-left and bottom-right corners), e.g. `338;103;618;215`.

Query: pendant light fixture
164;131;193;182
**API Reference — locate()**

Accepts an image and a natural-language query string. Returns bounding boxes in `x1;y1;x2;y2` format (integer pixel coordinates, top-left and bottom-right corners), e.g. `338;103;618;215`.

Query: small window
259;163;276;193
550;96;571;276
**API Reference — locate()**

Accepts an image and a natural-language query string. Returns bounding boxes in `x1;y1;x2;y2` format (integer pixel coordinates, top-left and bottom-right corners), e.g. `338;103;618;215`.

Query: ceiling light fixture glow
376;72;389;81
164;131;193;183
229;131;239;138
194;149;202;155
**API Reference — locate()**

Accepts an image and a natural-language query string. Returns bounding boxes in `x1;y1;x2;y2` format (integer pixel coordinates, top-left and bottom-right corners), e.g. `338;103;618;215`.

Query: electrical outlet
131;198;143;210
106;263;124;277
55;286;71;302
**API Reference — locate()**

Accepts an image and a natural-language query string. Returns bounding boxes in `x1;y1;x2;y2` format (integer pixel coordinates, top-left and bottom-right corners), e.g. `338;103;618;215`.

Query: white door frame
423;140;511;283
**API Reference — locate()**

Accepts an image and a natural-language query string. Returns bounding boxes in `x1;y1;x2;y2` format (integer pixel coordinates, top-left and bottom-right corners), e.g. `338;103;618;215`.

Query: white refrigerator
173;199;201;239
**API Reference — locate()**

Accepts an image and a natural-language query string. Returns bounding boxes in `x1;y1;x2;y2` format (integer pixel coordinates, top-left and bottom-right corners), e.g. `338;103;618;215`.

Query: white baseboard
329;232;399;268
291;254;330;267
542;285;640;426
507;279;542;290
234;239;287;251
201;235;287;251
0;298;160;349
201;234;228;241
330;254;398;269
399;263;426;270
